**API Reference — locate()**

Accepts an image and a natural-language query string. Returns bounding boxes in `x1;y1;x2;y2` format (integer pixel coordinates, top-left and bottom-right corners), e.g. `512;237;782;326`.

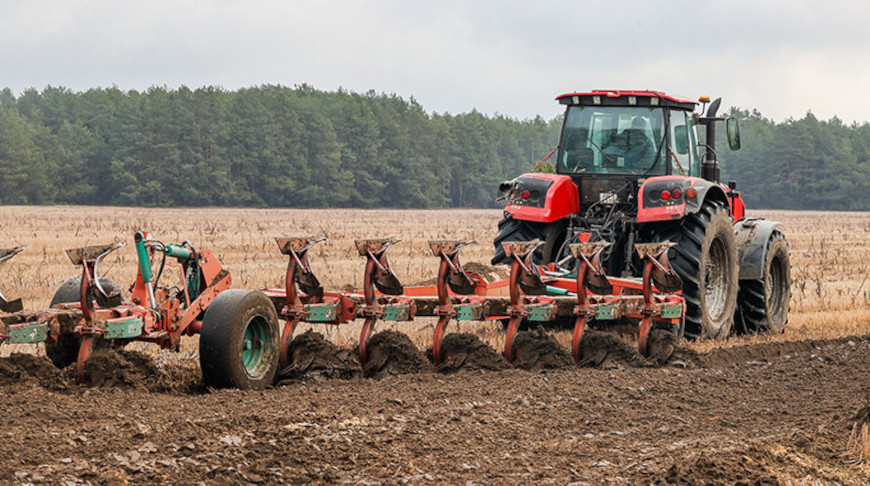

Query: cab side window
669;110;698;176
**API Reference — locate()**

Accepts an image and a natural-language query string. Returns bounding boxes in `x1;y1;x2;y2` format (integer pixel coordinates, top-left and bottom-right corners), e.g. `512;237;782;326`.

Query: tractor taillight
686;188;697;199
660;190;670;200
671;189;682;199
522;190;531;200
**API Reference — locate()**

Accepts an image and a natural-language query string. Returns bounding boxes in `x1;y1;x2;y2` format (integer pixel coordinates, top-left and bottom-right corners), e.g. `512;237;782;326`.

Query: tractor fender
734;218;783;280
637;177;729;223
502;173;579;223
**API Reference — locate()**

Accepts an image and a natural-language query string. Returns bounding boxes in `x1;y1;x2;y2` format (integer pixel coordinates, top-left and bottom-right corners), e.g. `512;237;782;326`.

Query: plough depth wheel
200;290;280;389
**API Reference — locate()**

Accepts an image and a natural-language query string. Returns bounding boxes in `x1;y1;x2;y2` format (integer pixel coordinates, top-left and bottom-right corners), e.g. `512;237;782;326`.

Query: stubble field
1;206;870;485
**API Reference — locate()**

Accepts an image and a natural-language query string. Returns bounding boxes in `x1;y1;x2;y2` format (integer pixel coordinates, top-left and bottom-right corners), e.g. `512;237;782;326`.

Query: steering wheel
568;160;587;173
601;146;632;169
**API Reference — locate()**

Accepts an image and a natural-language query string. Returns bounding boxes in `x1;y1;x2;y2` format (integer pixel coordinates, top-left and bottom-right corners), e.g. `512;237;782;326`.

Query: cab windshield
558;106;666;175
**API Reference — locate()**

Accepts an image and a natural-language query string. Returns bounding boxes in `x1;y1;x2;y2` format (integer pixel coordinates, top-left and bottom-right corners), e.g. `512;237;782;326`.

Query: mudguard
503;173;580;223
637;176;729;223
734;218;783;280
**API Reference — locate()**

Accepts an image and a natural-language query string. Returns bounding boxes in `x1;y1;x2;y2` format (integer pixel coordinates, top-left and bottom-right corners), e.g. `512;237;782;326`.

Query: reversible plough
0;232;686;389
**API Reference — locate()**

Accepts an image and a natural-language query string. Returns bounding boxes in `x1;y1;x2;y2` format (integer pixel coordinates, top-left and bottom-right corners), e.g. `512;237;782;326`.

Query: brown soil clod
576;329;680;368
672;339;827;369
578;329;647;368
511;330;574;371
80;349;166;391
362;330;433;378
281;330;361;381
0;353;68;390
660;449;778;486
646;329;681;365
431;333;508;373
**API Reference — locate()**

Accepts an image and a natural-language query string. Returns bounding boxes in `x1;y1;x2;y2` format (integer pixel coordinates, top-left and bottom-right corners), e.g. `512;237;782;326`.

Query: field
2;206;870;484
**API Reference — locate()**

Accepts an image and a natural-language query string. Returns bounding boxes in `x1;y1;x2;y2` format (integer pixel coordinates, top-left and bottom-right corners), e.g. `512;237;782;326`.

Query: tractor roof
556;90;698;111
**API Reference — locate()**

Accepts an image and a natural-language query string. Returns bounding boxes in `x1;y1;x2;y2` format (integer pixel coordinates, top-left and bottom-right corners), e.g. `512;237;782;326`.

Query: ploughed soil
2;333;870;485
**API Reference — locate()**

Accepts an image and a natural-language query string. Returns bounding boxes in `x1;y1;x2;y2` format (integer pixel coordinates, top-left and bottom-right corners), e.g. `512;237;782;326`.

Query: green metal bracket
660;303;683;319
105;316;144;339
527;304;556;322
545;285;570;296
134;232;153;284
594;303;620;321
455;303;483;321
383;304;411;321
8;322;48;344
304;303;337;322
163;244;192;260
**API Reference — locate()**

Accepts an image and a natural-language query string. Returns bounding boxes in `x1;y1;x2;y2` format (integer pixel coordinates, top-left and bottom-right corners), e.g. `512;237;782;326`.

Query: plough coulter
262;236;686;372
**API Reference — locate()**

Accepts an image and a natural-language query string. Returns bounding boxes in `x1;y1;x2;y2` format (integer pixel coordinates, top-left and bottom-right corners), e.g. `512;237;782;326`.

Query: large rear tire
652;203;738;340
491;215;566;265
200;290;280;389
46;276;120;369
735;231;790;334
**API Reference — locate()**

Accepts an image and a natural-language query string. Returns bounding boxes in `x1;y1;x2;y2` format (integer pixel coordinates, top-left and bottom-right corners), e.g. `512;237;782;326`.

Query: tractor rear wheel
653;202;738;340
200;290;280;389
735;231;790;334
46;276;120;369
491;216;566;265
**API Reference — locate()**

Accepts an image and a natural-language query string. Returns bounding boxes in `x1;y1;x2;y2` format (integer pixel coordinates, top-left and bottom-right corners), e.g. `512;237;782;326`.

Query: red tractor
493;90;789;339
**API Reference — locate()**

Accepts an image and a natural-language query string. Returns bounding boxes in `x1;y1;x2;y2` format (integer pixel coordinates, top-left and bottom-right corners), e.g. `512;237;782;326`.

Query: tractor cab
555;90;701;211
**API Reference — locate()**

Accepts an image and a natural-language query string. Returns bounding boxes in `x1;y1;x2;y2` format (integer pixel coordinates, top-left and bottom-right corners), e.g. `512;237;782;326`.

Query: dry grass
1;206;869;358
846;422;870;467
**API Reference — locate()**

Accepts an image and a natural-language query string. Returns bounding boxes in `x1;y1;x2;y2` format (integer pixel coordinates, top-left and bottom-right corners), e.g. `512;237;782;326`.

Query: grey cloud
2;0;870;123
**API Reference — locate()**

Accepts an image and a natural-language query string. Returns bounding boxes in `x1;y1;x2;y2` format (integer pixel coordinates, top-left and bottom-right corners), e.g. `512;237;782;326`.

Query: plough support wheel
200;290;280;389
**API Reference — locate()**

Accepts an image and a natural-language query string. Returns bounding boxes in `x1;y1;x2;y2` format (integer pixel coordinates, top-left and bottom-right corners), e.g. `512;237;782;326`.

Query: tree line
721;108;870;210
0;85;868;210
0;85;559;208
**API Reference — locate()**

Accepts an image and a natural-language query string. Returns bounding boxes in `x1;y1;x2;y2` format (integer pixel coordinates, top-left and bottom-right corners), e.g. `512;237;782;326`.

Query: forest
0;85;868;210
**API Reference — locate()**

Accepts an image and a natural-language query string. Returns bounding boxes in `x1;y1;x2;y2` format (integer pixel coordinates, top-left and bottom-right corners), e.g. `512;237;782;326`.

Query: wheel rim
703;236;730;321
242;316;272;378
767;252;787;321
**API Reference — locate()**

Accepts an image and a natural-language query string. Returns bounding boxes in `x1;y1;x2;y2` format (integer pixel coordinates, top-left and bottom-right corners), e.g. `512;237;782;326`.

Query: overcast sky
3;0;869;123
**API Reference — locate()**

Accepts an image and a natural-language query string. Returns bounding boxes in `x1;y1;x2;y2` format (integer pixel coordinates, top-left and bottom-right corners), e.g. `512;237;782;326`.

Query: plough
263;236;686;370
1;232;687;389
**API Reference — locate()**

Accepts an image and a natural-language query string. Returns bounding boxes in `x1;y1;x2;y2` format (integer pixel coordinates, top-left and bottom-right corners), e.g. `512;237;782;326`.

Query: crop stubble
1;206;867;355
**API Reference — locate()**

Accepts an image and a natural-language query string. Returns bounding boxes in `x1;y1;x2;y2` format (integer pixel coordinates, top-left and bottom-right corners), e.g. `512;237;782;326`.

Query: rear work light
660;190;670;200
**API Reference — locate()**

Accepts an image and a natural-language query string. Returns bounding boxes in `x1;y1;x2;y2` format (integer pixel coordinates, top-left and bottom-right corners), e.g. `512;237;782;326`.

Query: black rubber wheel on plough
46;275;121;369
735;231;790;335
491;216;566;265
200;290;280;390
651;202;739;340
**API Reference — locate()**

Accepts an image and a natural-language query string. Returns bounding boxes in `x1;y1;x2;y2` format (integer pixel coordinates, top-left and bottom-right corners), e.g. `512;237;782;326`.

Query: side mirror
726;117;741;151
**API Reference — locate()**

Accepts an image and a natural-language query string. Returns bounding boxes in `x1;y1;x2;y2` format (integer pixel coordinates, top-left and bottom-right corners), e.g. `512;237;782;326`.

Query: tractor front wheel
491;215;566;265
735;231;790;334
200;290;280;389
